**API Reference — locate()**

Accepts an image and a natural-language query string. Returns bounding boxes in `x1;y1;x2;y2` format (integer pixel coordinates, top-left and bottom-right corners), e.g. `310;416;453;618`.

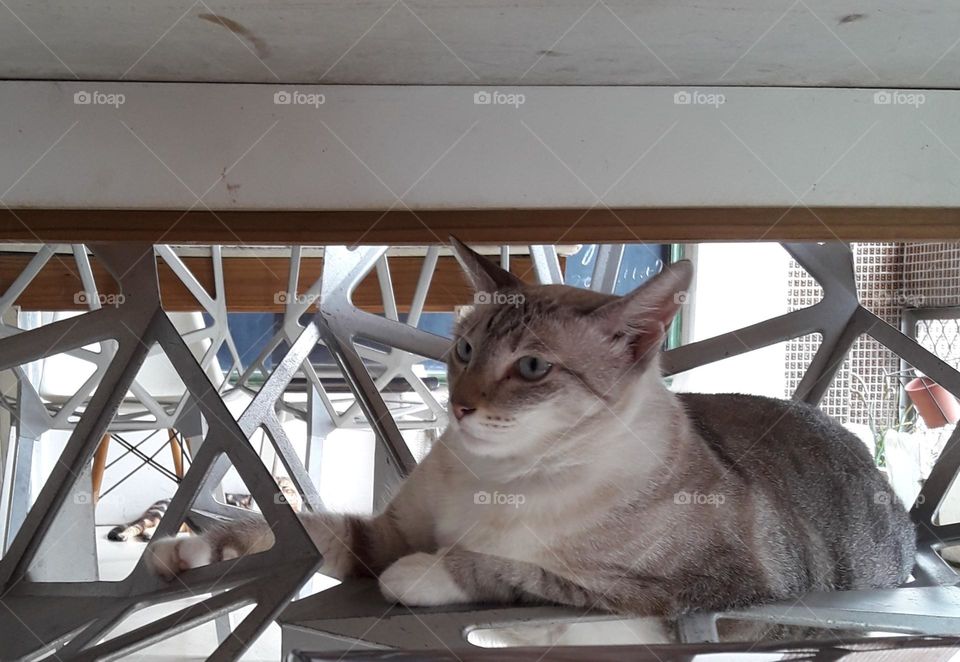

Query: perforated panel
784;243;960;429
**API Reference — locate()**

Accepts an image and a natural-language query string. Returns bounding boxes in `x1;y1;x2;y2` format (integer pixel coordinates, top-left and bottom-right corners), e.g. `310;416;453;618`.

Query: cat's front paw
379;552;470;606
146;536;212;580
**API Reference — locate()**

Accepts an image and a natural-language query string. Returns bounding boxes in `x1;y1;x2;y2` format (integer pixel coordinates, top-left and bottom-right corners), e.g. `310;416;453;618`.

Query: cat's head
447;237;692;459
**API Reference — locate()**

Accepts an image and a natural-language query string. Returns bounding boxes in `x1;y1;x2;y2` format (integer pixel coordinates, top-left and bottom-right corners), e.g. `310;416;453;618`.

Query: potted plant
905;376;960;428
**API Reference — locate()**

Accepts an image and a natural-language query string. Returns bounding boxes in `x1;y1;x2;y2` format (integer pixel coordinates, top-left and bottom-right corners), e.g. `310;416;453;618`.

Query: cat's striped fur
108;498;178;542
108;476;302;542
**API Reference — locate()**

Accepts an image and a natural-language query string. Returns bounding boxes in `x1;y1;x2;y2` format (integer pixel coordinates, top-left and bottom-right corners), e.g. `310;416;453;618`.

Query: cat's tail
107;525;134;542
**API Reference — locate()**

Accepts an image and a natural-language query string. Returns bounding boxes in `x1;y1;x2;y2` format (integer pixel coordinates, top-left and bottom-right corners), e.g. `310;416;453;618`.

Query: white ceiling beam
0;81;957;212
1;1;958;87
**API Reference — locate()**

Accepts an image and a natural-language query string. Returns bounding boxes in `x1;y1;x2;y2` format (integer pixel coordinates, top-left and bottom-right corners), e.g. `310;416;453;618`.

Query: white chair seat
35;311;223;407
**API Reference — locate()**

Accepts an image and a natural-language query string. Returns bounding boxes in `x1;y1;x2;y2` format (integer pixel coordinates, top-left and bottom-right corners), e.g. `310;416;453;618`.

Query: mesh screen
916;318;960;370
786;242;960;428
903;243;960;308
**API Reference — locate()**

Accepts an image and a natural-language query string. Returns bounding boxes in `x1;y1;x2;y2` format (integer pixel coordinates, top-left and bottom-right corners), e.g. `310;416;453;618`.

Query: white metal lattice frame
0;241;563;659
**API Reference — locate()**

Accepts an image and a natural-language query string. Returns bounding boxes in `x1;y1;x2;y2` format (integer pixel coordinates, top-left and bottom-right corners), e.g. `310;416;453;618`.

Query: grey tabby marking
108;498;177;542
108;476;302;542
149;237;915;630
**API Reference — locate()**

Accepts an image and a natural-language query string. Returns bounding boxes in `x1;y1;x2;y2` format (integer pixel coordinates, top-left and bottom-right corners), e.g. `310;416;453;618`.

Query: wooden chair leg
168;431;192;534
91;434;111;503
168;429;184;478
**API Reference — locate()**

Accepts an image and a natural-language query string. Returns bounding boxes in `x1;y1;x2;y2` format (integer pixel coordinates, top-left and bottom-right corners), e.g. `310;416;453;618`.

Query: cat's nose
452;402;477;420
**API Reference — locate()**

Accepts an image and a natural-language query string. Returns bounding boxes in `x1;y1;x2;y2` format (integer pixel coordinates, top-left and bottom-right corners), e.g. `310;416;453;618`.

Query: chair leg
168;429;184;478
91;434;111;503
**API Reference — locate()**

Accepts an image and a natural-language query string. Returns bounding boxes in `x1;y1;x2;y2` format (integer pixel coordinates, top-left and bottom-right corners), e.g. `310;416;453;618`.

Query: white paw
379;552;470;606
146;536;212;580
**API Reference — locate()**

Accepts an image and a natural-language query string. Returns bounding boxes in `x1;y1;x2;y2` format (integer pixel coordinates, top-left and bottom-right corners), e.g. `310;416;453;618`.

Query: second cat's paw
146;536;212;580
379;552;470;606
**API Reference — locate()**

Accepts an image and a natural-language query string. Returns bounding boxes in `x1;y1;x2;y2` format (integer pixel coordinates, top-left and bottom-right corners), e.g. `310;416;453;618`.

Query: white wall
670;243;791;398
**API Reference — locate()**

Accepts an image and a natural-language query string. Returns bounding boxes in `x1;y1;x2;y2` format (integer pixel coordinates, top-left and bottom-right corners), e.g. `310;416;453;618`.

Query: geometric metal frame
0;245;320;661
4;240;959;657
0;244;239;562
0;244;240;432
0;241;562;659
245;245;450;434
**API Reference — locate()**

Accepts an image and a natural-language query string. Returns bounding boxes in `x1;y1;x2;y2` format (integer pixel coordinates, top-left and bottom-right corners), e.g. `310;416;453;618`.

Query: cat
109;476;302;542
108;498;178;542
148;237;915;627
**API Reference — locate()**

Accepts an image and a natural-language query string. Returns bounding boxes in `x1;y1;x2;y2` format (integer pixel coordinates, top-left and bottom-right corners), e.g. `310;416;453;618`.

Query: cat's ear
592;260;693;361
449;236;523;292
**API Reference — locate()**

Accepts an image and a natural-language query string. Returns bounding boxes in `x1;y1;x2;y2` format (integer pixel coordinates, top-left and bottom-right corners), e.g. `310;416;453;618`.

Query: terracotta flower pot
906;377;960;428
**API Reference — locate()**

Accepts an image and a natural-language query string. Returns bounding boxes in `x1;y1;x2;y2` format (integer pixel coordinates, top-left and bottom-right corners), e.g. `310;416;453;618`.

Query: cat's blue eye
455;337;473;362
516;355;552;381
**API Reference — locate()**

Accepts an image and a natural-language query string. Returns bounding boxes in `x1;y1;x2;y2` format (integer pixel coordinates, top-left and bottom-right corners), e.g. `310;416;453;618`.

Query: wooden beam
3;208;960;244
0;254;545;312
